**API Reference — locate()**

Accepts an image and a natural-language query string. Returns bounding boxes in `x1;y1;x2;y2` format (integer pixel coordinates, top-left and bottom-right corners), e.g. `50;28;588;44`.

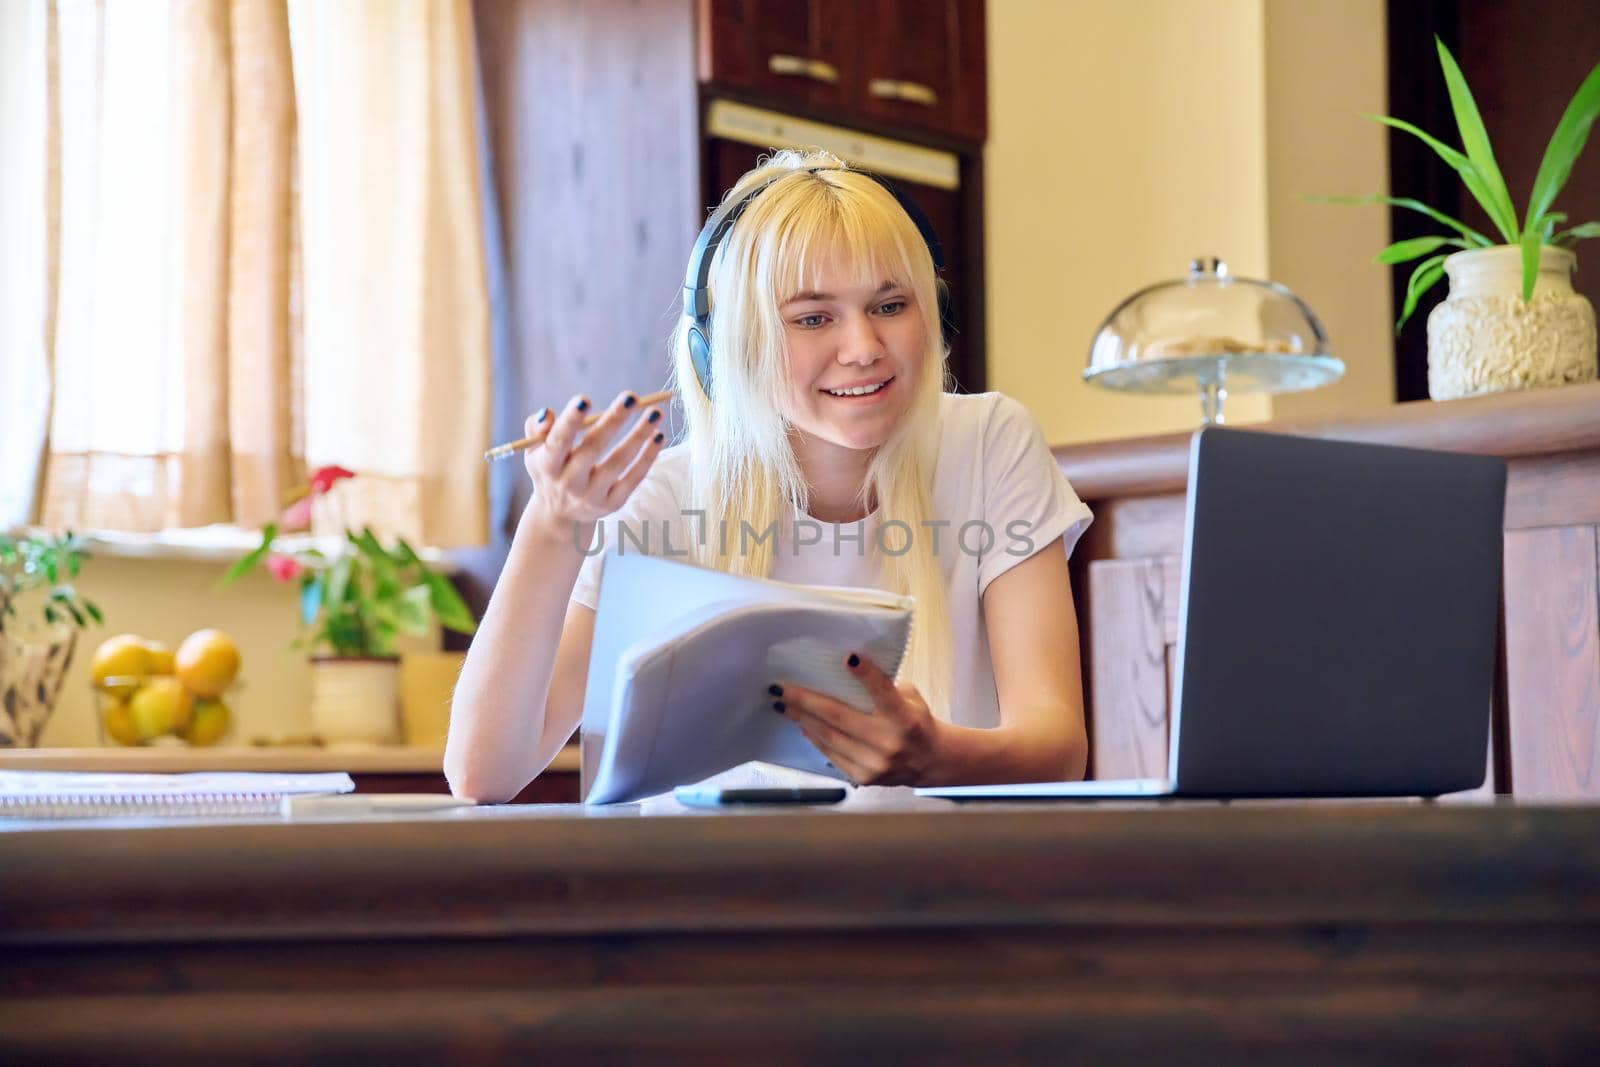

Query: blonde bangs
755;174;926;310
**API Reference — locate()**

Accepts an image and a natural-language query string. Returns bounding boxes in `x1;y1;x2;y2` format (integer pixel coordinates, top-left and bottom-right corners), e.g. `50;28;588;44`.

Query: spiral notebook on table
0;770;356;819
581;551;914;805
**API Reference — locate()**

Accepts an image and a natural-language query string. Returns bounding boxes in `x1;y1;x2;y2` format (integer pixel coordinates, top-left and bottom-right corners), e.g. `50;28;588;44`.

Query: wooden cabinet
699;0;987;142
1059;383;1600;799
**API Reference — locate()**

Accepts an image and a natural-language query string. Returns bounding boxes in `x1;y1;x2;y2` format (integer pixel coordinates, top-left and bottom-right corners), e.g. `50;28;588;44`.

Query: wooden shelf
0;744;579;776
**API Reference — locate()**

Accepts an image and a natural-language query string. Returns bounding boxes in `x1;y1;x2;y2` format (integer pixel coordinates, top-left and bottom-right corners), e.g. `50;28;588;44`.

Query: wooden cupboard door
1086;556;1180;780
699;0;854;115
1503;525;1600;798
857;0;986;141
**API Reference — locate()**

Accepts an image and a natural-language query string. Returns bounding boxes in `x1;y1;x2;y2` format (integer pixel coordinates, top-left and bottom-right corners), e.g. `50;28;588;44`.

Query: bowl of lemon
92;629;240;747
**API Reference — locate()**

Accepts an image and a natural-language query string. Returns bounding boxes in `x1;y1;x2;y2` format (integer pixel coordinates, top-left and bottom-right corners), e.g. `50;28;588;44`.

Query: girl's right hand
522;391;667;534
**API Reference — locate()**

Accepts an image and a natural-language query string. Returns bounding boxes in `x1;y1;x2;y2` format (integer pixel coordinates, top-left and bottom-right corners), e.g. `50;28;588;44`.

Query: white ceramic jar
1427;245;1597;400
310;657;401;746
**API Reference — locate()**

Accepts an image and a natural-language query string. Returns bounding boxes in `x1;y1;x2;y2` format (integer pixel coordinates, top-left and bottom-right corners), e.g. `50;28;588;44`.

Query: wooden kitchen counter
1053;382;1600;798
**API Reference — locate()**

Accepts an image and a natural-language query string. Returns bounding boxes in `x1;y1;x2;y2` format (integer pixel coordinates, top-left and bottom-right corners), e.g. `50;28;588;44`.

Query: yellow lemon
101;697;143;746
91;635;155;699
175;629;241;699
181;698;232;747
128;677;195;740
144;641;176;675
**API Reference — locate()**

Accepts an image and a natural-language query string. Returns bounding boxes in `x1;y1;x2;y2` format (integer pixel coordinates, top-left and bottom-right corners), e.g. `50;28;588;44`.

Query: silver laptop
918;426;1507;801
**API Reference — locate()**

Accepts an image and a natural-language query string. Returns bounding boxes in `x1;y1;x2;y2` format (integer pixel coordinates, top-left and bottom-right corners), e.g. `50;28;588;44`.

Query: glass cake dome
1084;257;1343;424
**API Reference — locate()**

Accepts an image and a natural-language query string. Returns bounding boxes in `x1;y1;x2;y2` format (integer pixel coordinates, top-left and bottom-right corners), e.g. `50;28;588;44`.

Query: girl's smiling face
779;258;927;455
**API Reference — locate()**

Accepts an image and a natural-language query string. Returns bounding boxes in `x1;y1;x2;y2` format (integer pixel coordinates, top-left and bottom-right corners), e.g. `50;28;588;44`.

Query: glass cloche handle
1189;256;1228;279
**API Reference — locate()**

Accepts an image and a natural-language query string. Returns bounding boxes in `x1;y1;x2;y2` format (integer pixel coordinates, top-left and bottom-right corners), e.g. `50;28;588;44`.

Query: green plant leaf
425;572;477;635
1526;60;1600;233
1539;212;1568;240
1552;221;1600;244
394;584;433;634
1397;253;1450;334
43;604;57;624
1374;235;1467;265
390;536;421;567
84;599;103;624
353;527;387;560
1307;194;1493;247
300;574;325;627
1435;38;1519;243
64;602;86;627
325;555;354;609
219;523;278;587
1370;116;1519;243
1520;227;1543;302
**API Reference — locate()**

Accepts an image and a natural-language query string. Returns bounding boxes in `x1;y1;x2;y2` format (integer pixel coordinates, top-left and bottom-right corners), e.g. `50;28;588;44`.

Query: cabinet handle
768;54;839;85
869;78;939;108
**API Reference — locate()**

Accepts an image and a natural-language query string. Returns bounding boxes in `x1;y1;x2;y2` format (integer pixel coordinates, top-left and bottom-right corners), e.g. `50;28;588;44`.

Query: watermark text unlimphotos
575;510;1038;559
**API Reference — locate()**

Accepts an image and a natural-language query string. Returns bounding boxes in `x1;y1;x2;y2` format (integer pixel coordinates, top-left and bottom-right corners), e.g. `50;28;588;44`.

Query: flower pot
309;656;401;746
1426;245;1597;400
0;626;78;747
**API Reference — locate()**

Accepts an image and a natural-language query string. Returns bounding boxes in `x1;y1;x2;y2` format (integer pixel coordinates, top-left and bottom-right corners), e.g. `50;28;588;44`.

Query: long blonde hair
669;149;954;719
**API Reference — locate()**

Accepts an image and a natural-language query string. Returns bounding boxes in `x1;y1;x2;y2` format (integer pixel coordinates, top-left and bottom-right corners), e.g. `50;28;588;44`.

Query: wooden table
4;798;1598;1063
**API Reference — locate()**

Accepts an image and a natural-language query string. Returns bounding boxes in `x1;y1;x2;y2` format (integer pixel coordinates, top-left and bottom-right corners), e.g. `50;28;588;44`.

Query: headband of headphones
681;166;946;398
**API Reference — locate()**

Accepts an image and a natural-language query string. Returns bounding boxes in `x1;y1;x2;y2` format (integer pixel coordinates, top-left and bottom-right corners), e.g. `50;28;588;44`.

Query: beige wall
1263;0;1394;421
986;0;1392;444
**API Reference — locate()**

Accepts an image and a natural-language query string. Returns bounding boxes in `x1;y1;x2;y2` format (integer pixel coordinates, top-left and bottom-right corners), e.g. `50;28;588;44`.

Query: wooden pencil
482;389;676;461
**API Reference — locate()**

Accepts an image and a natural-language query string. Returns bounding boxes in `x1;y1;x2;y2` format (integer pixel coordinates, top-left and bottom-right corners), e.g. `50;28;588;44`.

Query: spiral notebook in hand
581;551;914;805
0;770;356;819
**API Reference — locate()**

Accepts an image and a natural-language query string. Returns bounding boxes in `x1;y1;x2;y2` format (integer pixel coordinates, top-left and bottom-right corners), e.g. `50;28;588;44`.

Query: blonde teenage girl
446;150;1092;802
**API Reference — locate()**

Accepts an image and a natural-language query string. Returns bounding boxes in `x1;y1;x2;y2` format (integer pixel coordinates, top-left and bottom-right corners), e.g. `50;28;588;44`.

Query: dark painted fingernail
647;409;661;423
847;653;860;668
653;431;664;444
623;393;637;408
768;684;783;697
772;701;785;713
535;407;550;423
576;397;590;412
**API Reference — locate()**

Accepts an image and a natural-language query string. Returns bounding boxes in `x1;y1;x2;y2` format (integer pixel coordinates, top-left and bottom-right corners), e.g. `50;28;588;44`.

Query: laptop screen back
1168;428;1507;797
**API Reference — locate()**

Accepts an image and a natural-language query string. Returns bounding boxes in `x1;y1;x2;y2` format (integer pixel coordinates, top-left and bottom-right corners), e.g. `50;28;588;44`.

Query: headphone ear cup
688;322;713;397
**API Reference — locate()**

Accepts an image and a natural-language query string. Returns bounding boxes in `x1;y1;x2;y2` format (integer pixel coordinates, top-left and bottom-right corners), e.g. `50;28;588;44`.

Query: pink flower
310;465;356;495
266;553;305;583
279;494;314;532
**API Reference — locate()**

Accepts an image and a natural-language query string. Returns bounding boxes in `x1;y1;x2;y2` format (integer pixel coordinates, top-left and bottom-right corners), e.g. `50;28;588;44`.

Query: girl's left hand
772;653;946;787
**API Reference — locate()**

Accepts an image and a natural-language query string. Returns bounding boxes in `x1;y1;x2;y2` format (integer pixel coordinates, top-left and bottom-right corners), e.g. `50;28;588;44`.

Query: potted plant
1325;39;1599;399
0;531;102;746
222;467;477;746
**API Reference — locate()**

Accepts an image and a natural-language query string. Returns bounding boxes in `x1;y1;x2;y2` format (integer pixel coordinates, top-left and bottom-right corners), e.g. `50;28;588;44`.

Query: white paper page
581;551;910;792
0;771;356;798
587;600;910;804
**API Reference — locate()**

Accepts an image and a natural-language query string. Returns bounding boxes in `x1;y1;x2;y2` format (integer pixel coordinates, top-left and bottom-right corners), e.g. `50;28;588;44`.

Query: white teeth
825;381;886;397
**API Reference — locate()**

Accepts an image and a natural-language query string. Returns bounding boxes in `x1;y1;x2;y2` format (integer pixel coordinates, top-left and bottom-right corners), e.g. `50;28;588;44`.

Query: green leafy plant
1319;38;1600;332
0;531;102;635
220;468;476;658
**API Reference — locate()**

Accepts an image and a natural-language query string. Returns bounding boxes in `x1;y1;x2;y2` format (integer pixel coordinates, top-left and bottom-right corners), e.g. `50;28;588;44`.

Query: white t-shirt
571;391;1094;733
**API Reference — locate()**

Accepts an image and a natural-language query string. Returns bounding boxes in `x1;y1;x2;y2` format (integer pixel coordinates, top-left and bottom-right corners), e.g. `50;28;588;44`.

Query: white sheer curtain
288;0;489;545
1;0;490;547
0;0;54;530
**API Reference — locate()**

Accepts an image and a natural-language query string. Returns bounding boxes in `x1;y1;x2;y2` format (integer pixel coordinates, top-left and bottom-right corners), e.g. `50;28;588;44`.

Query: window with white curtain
0;0;491;548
